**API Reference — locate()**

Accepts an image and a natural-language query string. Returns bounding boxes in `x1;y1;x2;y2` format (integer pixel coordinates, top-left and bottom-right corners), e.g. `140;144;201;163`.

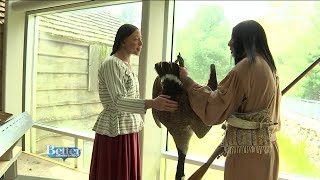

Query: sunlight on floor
17;153;88;180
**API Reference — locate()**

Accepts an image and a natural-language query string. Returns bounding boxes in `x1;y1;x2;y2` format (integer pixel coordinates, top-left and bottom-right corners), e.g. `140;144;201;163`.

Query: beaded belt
223;109;277;155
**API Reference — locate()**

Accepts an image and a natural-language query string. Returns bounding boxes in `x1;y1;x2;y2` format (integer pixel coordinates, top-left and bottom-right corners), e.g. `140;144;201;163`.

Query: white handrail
33;122;94;142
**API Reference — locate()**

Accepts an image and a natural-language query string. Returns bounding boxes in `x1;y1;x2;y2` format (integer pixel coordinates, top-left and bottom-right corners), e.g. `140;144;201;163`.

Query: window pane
280;64;320;177
170;1;320;179
34;2;142;133
26;1;142;172
83;140;93;171
30;128;76;167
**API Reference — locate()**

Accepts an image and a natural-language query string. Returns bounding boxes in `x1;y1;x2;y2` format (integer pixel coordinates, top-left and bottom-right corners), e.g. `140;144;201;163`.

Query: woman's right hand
153;95;178;112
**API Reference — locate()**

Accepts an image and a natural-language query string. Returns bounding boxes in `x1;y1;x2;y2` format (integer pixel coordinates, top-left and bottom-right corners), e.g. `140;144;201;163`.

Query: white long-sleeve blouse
93;56;146;137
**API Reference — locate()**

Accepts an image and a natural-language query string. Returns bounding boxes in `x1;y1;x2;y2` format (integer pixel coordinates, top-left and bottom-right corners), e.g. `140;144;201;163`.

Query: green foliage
175;5;233;84
175;2;320;94
302;54;320;101
173;2;320;178
95;43;112;66
301;2;320;101
257;2;320;99
278;133;320;178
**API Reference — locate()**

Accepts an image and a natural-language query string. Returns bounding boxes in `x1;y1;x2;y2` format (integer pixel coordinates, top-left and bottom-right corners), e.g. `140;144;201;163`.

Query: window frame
5;0;317;179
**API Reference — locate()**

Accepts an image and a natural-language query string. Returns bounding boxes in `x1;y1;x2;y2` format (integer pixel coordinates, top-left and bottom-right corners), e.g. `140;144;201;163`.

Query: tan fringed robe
182;56;281;180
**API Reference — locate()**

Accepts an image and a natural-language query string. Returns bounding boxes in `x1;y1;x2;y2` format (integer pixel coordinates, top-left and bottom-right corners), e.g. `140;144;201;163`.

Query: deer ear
171;63;180;78
154;63;162;76
207;64;218;90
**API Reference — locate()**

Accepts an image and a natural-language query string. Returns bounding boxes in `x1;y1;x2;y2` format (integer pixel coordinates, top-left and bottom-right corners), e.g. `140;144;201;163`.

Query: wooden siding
35;32;103;131
35;32;139;129
38;37;89;59
36;104;102;123
38;7;123;45
32;7;141;156
34;32;102;153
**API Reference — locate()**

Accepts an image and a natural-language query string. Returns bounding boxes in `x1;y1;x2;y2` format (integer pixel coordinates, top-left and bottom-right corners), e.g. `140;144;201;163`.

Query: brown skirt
224;141;279;180
89;133;141;180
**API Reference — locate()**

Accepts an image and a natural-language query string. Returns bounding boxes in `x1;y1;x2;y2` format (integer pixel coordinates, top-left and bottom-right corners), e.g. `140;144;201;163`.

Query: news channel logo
47;145;81;161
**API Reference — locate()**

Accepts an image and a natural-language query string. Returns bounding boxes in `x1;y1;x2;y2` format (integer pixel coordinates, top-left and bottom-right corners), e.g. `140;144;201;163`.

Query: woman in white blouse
89;24;178;180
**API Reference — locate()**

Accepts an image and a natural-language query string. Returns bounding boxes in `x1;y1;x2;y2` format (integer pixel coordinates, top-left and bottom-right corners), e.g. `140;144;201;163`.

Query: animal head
154;53;185;100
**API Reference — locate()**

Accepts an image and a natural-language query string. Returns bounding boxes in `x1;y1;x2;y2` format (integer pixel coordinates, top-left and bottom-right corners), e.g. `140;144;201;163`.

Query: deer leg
175;148;186;180
171;129;192;180
207;64;218;90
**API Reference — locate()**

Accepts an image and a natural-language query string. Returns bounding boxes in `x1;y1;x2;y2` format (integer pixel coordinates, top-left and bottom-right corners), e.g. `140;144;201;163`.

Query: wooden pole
187;145;224;180
282;57;320;95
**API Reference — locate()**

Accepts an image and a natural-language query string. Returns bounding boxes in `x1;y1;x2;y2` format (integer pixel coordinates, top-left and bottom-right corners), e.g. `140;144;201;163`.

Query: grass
277;133;320;178
163;128;320;179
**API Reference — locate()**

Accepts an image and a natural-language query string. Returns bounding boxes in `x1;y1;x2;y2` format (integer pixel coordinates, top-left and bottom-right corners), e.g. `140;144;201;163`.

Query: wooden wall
33;31;108;157
34;31;139;157
3;7;140;158
35;32;110;133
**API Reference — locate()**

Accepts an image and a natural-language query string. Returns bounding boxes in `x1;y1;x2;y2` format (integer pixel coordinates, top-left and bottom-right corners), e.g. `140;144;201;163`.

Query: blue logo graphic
47;145;81;161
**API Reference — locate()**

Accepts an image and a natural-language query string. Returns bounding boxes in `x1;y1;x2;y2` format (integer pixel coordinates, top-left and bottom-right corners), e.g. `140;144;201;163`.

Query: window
167;1;320;179
25;2;142;171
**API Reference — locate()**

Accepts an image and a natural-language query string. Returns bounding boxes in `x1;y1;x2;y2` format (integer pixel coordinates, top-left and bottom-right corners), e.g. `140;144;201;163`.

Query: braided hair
110;24;139;56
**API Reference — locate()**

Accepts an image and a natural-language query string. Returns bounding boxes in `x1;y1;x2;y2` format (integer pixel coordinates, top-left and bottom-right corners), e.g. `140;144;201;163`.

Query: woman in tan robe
180;20;281;180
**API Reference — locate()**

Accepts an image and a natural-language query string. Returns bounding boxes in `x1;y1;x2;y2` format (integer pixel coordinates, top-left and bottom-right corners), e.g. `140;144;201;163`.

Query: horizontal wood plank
35;103;102;121
37;86;100;107
37;74;87;90
39;31;89;47
37;55;88;73
38;39;89;59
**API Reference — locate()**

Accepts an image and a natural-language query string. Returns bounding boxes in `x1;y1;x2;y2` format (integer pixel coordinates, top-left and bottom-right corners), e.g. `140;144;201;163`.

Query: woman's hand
180;66;189;81
152;95;178;112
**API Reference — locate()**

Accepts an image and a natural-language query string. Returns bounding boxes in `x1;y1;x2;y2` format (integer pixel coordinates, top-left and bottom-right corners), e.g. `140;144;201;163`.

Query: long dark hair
110;24;138;56
232;20;277;73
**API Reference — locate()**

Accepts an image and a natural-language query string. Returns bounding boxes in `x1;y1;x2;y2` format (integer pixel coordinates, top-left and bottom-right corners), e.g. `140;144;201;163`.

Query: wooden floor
16;175;61;180
17;152;88;180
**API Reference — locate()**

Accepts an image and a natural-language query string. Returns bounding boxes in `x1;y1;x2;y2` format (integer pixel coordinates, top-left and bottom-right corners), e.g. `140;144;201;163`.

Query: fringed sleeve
182;70;245;125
